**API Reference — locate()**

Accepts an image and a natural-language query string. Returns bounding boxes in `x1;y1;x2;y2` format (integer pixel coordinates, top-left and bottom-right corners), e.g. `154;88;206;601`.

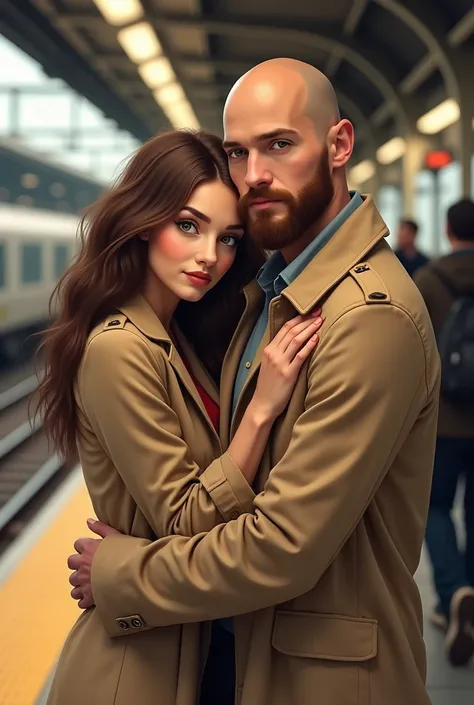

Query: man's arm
92;304;429;637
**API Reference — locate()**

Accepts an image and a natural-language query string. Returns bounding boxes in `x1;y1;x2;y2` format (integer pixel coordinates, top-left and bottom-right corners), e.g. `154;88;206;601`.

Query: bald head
224;58;340;138
221;57;354;235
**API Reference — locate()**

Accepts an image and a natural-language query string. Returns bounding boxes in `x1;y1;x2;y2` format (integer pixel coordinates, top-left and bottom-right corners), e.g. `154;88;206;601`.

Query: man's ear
329;119;354;170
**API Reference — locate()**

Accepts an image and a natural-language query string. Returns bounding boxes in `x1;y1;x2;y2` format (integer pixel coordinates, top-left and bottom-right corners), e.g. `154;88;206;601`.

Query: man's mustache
239;188;293;210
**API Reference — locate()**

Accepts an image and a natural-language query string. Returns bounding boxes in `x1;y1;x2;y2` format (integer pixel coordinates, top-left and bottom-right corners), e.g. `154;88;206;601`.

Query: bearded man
68;58;441;705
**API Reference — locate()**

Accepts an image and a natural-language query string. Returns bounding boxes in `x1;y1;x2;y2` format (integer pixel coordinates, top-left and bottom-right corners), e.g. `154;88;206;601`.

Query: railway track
0;369;72;548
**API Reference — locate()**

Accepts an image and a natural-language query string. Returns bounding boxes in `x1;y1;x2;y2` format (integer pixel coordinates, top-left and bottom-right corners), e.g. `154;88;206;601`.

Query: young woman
37;129;322;705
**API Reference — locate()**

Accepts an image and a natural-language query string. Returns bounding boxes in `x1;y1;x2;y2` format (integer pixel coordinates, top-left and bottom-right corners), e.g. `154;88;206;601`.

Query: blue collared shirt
232;191;363;411
219;191;363;637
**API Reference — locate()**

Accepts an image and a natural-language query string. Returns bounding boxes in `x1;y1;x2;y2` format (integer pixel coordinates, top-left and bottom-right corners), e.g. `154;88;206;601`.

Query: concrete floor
416;488;474;704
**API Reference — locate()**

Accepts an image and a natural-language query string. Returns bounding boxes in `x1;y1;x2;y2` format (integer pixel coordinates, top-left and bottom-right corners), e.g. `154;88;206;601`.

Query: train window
0;242;4;289
54;244;69;278
21;243;42;284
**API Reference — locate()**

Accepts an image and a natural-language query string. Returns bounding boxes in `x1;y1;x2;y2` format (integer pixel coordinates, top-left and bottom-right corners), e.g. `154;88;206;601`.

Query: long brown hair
36;129;264;459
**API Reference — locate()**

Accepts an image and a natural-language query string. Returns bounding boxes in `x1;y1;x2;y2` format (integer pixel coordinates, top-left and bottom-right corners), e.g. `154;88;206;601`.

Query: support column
458;93;473;197
402;134;433;216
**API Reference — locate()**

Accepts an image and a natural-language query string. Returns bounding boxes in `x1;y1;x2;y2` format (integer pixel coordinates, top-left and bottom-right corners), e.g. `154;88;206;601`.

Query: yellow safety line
0;478;93;705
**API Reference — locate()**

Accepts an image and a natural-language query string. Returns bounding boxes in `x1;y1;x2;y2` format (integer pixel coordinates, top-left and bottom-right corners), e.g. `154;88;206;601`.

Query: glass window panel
79;99;108;128
0;242;5;289
414;170;436;256
0;36;47;86
0;94;10;131
21;244;42;284
19;94;73;129
376;186;402;250
26;134;69;151
54;244;69;278
438;162;461;255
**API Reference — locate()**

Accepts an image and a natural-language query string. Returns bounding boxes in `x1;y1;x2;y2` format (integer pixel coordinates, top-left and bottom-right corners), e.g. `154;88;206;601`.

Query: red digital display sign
425;150;453;170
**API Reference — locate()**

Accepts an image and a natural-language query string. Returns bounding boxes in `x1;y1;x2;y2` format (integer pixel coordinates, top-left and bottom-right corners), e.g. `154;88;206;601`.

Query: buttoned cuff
200;452;255;520
92;533;154;637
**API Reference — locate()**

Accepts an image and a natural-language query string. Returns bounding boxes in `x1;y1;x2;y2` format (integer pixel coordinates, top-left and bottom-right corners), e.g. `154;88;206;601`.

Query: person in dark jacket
395;218;429;277
414;198;474;667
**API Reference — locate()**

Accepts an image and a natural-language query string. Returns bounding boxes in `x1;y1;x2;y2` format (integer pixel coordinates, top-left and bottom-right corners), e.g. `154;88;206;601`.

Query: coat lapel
172;325;219;405
219;281;264;448
227;196;389;439
118;295;220;442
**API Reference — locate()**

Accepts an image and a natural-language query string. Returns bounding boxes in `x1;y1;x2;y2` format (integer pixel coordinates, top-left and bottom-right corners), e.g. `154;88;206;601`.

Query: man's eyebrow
223;128;299;150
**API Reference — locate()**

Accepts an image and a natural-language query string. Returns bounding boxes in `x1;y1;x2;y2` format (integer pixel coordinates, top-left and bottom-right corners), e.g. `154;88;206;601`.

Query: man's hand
68;518;120;609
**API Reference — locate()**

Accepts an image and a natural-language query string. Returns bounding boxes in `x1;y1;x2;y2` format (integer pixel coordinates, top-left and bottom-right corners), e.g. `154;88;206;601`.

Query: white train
0;203;80;364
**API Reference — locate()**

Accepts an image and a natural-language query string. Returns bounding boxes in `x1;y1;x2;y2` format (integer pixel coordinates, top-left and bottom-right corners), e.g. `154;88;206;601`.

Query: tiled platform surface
35;491;474;705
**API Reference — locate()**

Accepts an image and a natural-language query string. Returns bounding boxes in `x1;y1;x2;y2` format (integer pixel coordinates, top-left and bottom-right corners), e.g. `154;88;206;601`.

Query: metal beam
56;10;415;130
399;54;437;95
0;0;152;142
325;0;370;77
374;0;459;99
448;9;474;47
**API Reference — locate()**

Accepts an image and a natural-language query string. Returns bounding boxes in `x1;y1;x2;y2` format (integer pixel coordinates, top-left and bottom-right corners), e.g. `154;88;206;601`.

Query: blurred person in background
395;218;429;278
414;198;474;667
36;129;322;705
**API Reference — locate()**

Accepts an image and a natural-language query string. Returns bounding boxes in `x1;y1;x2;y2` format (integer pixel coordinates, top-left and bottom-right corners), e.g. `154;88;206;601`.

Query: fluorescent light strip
93;4;201;130
376;137;406;165
139;57;175;88
117;22;162;64
154;82;186;106
92;0;143;27
350;160;376;184
416;99;460;135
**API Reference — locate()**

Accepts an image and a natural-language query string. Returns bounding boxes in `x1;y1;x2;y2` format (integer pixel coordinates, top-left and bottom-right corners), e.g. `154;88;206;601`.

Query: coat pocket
271;610;377;705
272;609;378;661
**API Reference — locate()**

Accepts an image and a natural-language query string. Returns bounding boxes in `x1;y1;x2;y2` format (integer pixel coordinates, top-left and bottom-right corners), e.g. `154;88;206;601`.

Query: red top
180;354;220;433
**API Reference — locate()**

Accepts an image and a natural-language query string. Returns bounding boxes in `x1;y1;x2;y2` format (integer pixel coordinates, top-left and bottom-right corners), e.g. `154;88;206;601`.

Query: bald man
69;60;441;705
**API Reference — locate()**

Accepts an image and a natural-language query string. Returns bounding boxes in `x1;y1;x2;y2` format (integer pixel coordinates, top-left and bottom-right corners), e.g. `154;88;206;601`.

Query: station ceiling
1;0;473;160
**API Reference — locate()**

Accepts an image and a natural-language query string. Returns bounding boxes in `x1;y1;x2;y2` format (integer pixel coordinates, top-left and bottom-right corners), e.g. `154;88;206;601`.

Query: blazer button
368;292;387;300
107;319;121;326
118;620;129;630
131;617;144;629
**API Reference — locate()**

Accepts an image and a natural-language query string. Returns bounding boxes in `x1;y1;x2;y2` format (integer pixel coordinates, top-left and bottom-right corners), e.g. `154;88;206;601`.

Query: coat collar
118;294;171;345
118;294;220;441
281;194;388;314
222;195;389;441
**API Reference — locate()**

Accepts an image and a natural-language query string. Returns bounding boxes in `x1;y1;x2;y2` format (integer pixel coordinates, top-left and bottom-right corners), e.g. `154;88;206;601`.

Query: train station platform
0;2;473;704
0;469;473;705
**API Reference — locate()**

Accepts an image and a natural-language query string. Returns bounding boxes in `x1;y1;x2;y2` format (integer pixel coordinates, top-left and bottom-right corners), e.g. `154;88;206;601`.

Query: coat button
131;618;143;628
354;264;369;273
368;292;387;300
230;511;240;520
108;319;121;326
118;620;129;630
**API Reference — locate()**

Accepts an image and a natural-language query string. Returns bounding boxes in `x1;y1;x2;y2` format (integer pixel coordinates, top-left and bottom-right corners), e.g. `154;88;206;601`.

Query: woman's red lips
185;271;212;285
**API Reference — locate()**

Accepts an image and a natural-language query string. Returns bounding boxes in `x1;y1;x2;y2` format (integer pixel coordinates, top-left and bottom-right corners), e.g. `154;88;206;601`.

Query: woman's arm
78;315;321;540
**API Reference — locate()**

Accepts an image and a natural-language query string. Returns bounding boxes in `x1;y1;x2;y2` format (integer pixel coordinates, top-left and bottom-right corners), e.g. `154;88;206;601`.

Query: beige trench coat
47;297;256;705
51;195;441;705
